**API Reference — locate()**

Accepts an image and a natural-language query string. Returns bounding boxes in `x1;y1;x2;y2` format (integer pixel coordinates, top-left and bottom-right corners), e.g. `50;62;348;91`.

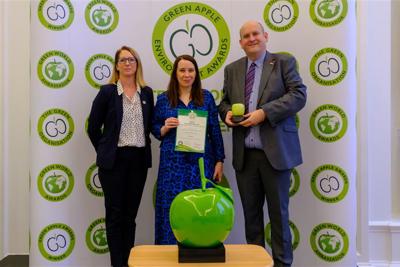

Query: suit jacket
88;83;154;170
219;51;307;171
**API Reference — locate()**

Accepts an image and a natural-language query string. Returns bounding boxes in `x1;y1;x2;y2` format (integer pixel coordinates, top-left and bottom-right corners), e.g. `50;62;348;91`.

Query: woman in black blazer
88;46;153;267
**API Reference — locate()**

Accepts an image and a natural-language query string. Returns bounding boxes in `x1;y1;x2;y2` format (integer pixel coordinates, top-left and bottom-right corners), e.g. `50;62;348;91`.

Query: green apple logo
92;7;111;27
46;234;66;252
311;164;349;203
318;231;341;254
317;113;340;134
38;223;75;261
310;0;348;27
271;3;291;22
263;0;299;32
310;222;349;262
310;48;347;86
310;104;347;142
46;2;66;20
85;0;119;34
317;56;339;77
317;0;340;19
86;218;108;254
37;50;74;88
38;164;74;202
44;172;67;194
85;54;114;89
93;227;107;247
44;61;66;80
38;0;74;31
37;108;74;146
170;20;212;58
152;2;230;79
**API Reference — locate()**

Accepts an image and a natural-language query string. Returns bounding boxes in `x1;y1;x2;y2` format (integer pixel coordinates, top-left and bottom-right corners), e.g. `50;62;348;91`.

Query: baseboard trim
369;221;400;232
357;262;373;267
368;221;400;265
358;262;400;267
0;255;29;267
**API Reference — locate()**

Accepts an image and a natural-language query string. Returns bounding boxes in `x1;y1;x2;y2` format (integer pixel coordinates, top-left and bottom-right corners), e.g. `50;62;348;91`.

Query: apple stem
198;157;234;202
185;20;189;32
198;157;207;191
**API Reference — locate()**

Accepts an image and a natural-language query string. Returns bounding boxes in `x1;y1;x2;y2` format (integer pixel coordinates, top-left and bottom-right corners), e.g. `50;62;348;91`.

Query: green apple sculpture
169;158;234;247
231;103;245;123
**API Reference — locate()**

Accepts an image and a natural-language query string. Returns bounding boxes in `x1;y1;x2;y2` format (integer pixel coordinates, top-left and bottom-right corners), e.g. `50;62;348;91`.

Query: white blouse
116;80;145;147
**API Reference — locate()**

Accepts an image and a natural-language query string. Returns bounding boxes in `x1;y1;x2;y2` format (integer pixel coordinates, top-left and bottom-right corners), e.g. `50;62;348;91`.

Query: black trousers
236;149;292;267
98;147;148;267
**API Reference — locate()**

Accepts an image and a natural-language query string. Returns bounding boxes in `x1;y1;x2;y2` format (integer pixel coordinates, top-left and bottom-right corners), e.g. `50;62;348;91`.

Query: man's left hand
239;109;266;127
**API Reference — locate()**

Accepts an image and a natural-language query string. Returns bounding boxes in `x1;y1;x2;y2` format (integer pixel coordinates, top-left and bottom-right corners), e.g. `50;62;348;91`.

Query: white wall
391;0;400;222
0;0;4;259
390;0;400;265
356;1;370;264
357;1;400;266
366;0;392;223
0;0;399;265
0;0;30;259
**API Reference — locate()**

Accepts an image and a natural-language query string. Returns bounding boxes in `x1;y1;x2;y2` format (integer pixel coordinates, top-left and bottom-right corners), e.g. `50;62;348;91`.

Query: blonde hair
109;46;146;87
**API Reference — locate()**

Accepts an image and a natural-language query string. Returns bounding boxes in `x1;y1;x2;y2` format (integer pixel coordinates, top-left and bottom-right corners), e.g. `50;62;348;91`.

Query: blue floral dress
152;89;225;245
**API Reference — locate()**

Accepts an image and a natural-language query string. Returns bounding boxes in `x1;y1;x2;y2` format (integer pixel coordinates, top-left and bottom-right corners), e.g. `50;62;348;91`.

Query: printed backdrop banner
30;0;356;266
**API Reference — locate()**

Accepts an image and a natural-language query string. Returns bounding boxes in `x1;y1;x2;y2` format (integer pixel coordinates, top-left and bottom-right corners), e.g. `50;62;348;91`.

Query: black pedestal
232;115;244;123
178;242;226;263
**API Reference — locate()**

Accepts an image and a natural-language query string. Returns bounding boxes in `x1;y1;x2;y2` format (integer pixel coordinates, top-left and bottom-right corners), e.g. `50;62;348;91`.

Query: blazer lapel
257;52;275;105
236;57;247;103
115;89;123;134
139;88;149;131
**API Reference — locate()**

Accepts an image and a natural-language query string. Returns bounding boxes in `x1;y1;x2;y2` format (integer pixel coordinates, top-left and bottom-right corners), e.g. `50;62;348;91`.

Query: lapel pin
142;100;146;104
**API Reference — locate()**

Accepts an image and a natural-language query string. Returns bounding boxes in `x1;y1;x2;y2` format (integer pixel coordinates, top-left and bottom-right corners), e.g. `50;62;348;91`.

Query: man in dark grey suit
218;21;306;267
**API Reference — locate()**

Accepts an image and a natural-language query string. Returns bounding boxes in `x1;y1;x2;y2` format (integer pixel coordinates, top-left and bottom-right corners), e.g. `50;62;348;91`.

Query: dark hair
166;55;203;107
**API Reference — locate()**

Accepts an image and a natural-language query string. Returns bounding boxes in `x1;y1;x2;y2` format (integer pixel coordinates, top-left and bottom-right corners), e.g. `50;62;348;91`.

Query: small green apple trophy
231;103;245;123
169;157;235;262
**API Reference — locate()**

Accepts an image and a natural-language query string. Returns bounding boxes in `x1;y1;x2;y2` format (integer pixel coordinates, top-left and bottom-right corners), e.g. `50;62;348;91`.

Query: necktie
244;62;256;113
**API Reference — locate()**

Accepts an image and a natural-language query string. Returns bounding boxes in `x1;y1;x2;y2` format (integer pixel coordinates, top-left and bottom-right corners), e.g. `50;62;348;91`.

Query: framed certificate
175;109;208;153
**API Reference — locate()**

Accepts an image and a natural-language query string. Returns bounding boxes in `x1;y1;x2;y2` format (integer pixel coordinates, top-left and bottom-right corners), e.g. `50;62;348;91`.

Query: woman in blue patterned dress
152;55;225;245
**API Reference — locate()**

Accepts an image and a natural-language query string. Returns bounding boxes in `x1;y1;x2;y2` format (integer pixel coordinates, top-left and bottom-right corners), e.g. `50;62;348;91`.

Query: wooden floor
0;255;28;267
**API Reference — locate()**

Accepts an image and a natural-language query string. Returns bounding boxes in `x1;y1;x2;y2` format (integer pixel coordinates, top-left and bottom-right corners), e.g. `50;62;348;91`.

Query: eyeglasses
118;57;136;64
